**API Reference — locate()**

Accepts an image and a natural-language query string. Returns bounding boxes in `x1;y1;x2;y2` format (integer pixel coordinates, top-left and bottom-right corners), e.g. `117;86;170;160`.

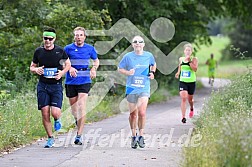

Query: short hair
73;26;86;35
132;35;144;43
183;43;193;50
43;27;56;33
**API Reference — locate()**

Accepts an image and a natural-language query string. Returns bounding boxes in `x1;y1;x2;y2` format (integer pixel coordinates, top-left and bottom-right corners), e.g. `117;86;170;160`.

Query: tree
1;0;252;93
228;20;252;59
0;0;111;93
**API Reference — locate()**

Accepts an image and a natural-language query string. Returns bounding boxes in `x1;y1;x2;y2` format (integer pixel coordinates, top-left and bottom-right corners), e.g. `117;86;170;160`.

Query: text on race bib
181;71;191;78
130;76;146;88
44;68;58;78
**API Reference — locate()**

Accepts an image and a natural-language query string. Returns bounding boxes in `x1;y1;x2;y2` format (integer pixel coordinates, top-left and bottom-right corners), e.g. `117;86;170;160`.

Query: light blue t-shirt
64;43;97;85
118;51;155;95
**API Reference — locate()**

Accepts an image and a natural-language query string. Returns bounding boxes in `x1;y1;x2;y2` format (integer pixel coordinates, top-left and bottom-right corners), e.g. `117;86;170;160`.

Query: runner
205;53;217;85
64;26;99;145
118;35;156;148
175;43;198;123
30;27;71;148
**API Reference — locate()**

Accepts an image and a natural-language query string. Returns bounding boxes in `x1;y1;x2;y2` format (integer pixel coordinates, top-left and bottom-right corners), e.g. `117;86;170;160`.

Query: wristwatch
150;71;155;74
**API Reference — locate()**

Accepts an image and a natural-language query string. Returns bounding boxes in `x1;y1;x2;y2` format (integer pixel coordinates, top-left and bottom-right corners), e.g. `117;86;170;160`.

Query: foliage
183;73;252;166
86;0;252;91
0;91;43;151
1;0;252;95
207;17;235;36
0;0;111;95
228;21;252;59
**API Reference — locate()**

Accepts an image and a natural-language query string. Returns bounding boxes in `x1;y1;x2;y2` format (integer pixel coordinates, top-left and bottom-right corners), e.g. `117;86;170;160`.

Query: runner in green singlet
175;43;198;123
206;53;217;85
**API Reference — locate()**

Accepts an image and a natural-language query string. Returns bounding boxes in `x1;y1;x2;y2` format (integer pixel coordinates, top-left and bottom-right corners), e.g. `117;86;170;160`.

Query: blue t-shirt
64;43;97;85
118;51;155;94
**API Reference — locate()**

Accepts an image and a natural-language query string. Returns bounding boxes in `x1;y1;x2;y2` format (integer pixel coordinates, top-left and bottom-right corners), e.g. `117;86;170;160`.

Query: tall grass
183;72;252;166
0;90;124;151
0;91;44;151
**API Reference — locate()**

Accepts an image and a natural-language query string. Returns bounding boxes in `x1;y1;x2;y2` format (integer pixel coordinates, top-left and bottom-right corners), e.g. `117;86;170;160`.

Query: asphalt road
0;78;230;167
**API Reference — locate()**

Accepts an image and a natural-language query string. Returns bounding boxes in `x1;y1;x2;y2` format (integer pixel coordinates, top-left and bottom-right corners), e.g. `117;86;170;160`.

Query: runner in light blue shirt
119;51;155;95
118;35;156;149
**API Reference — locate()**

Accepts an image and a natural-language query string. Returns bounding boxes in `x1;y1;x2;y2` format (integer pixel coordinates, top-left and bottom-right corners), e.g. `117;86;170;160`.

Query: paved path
0;78;230;167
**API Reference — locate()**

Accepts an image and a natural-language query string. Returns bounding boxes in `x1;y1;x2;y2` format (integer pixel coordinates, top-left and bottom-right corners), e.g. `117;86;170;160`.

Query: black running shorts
179;81;196;95
65;83;91;98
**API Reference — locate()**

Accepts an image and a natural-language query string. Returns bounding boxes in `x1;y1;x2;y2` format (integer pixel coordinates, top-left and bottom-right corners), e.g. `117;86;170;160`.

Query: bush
0;91;44;151
183;73;252;166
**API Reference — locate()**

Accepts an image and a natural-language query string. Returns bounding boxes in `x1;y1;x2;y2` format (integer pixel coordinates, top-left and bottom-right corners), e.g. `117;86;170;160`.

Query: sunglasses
132;40;144;44
43;37;54;41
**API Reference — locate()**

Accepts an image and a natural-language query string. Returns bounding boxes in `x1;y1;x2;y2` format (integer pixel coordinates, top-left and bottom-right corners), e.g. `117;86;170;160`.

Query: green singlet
179;57;196;83
207;58;216;77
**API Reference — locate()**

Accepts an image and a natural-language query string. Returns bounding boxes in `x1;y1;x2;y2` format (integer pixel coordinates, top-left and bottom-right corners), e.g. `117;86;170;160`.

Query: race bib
130;76;146;88
44;68;58;78
181;71;191;78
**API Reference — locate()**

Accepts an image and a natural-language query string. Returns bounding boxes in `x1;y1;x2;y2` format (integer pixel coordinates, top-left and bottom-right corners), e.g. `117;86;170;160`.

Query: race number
181;71;191;78
44;68;58;78
131;76;146;88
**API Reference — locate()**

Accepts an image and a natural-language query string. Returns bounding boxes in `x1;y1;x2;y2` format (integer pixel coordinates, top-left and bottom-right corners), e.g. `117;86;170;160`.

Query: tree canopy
0;0;251;94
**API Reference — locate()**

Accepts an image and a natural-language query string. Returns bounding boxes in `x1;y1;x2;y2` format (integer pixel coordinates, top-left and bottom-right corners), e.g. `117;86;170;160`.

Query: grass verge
183;72;252;166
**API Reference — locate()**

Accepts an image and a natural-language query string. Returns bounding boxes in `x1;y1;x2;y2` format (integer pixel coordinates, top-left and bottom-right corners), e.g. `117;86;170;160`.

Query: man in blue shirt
65;27;99;145
118;35;156;149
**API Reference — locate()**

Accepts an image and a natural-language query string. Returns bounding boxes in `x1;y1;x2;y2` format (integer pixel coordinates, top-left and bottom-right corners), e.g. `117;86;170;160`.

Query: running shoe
210;79;214;86
74;135;83;145
54;119;62;131
189;109;194;118
131;136;138;149
181;117;187;123
44;137;55;148
138;136;145;148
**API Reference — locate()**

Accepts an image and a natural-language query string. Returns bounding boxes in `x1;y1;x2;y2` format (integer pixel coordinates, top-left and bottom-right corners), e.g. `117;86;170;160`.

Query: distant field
195;36;230;65
195;36;251;78
216;59;252;78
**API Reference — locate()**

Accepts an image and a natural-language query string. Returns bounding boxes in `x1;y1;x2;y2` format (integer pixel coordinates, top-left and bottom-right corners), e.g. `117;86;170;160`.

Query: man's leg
69;93;88;145
136;97;148;148
42;106;56;148
137;97;148;136
208;70;211;84
69;96;78;124
128;102;138;137
51;106;62;131
41;106;53;137
128;102;138;149
212;74;215;84
76;93;88;135
51;106;61;120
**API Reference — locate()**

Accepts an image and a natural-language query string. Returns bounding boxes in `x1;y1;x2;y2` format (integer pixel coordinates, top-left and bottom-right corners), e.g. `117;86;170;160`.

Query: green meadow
196;36;251;78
